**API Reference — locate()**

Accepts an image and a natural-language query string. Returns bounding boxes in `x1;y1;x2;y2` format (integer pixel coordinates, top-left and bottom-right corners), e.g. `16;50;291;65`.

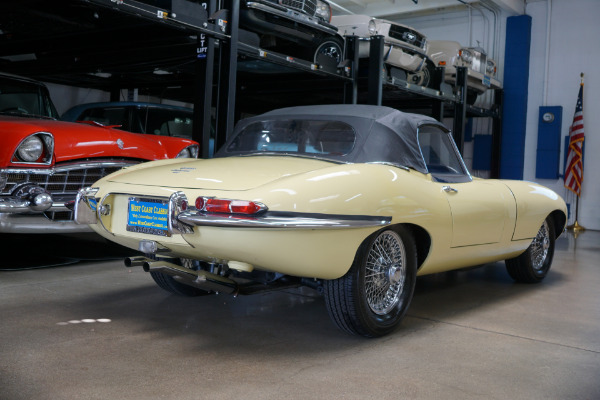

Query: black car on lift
140;0;344;67
239;0;344;66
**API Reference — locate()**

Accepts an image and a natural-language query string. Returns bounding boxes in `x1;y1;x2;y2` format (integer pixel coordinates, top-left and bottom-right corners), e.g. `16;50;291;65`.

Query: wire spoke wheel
323;226;417;337
506;217;556;283
530;221;550;271
365;231;407;315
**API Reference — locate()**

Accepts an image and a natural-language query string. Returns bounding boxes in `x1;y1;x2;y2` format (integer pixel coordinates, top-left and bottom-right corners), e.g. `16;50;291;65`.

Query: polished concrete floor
1;230;599;400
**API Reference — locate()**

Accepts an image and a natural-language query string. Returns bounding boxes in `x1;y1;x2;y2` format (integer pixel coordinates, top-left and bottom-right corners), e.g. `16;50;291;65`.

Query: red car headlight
12;132;54;164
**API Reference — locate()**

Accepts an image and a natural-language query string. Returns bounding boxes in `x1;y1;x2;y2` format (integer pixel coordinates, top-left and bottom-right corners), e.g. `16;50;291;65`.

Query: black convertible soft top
218;104;448;174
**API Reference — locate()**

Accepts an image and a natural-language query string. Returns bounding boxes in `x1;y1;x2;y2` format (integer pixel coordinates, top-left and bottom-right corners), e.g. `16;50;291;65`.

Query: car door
418;124;514;247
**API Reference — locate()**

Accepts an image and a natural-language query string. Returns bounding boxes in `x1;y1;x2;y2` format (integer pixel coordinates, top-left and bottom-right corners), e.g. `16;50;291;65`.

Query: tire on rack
312;37;344;68
466;89;480;105
323;226;418;337
505;218;556;283
150;258;212;296
407;60;435;87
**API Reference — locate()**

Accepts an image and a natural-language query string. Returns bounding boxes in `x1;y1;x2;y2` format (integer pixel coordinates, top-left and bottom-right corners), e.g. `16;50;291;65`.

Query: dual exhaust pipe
125;256;239;295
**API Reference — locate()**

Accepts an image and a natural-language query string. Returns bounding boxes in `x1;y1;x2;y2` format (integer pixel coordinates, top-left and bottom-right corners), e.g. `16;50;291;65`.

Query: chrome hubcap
531;221;550;272
365;231;406;315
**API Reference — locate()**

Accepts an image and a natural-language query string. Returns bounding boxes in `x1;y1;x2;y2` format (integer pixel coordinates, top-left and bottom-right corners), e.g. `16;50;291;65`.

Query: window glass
227;120;356;156
79;107;130;130
145;107;193;138
418;124;470;182
0;78;59;118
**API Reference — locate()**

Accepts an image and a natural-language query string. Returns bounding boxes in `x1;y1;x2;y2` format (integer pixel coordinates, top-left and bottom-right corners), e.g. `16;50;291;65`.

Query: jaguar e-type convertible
74;105;567;337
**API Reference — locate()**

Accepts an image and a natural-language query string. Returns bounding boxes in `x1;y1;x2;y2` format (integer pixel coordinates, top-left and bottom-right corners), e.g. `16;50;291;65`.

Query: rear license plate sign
127;197;169;236
483;75;491;87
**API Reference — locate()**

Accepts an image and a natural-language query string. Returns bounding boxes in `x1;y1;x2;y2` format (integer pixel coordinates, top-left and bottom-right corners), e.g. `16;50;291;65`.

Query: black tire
466;90;479;105
312;37;344;67
407;60;435;87
150;258;212;296
323;226;418;337
505;218;555;283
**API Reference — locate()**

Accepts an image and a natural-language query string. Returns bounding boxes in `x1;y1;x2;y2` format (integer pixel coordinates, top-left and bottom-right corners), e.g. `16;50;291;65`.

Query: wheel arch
388;223;431;271
549;209;567;238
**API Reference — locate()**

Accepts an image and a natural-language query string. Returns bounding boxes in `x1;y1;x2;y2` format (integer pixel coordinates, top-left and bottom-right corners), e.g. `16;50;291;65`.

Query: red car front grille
1;160;138;221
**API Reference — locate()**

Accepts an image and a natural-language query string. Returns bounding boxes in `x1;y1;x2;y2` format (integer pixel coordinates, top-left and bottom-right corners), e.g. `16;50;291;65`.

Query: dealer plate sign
127;197;170;236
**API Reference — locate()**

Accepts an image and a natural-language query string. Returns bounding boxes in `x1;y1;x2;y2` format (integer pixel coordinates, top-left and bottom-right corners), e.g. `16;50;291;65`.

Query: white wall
45;83;109;115
394;6;507;176
525;0;600;230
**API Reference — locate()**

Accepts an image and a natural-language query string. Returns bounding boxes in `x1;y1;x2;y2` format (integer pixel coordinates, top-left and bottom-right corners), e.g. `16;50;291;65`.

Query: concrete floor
1;230;599;400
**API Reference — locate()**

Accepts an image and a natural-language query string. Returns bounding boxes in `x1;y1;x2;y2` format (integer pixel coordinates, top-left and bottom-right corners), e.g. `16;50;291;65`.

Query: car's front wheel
407;60;435;87
505;218;556;283
324;227;417;337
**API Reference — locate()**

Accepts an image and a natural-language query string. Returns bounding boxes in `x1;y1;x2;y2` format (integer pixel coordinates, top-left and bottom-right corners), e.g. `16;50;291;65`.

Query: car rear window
226;119;356;156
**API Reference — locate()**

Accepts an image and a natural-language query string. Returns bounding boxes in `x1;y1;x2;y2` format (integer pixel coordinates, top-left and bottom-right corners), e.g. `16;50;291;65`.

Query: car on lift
74;104;567;337
413;40;503;104
0;73;200;234
239;0;345;67
332;14;428;83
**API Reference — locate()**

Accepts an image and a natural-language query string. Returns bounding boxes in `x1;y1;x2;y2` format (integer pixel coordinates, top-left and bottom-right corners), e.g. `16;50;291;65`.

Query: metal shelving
0;0;502;172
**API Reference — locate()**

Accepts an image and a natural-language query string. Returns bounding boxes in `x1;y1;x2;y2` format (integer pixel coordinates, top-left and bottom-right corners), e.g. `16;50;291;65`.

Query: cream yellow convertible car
74;105;567;337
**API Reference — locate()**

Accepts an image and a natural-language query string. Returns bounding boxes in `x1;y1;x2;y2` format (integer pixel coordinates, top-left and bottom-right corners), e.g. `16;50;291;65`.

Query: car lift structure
0;0;503;177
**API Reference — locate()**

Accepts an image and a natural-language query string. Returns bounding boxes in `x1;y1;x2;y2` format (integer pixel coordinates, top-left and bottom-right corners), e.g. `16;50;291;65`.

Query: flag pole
567;195;585;233
567;72;586;234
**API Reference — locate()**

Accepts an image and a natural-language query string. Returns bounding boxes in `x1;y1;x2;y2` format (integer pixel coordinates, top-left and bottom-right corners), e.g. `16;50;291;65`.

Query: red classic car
0;72;199;233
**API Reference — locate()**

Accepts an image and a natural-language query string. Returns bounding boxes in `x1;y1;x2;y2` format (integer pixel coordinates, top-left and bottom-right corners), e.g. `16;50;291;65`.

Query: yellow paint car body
83;156;566;280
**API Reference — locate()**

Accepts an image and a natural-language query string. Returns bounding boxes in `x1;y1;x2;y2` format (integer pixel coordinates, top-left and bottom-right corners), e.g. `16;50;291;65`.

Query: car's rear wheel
505;218;555;283
324;227;417;337
150;258;212;296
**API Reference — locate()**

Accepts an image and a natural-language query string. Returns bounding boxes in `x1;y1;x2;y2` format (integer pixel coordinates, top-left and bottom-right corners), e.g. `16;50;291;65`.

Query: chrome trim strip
383;40;427;58
0;212;93;234
0;197;31;213
1;160;138;176
0;198;73;214
177;211;391;229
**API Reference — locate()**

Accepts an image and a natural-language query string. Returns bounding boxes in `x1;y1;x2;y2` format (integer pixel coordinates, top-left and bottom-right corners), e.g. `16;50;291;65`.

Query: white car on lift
332;14;428;81
423;40;503;104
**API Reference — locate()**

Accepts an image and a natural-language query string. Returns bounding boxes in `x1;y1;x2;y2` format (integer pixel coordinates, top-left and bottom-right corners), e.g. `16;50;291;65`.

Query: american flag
564;82;585;196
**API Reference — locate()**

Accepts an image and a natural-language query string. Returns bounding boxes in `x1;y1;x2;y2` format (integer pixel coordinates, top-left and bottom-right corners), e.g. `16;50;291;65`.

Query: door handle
442;185;458;193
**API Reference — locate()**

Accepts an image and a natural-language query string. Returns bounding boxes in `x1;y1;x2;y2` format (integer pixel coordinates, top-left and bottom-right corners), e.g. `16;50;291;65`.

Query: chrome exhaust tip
124;256;148;268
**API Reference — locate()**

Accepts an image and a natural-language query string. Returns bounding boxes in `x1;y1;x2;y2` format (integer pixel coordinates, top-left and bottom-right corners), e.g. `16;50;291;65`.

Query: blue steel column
499;15;532;179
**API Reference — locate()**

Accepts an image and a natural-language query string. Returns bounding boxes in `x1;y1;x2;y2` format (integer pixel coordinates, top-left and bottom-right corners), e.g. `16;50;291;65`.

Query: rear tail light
195;197;266;215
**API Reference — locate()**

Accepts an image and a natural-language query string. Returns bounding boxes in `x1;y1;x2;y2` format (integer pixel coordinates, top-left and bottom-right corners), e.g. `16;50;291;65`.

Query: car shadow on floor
0;232;139;270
